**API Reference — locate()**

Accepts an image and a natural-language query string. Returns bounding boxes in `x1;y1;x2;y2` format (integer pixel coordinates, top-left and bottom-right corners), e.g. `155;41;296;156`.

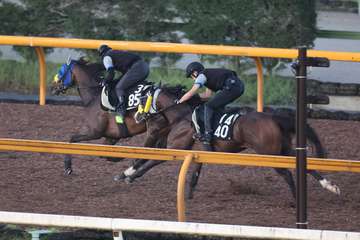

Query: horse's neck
158;93;192;123
74;66;101;107
78;90;100;108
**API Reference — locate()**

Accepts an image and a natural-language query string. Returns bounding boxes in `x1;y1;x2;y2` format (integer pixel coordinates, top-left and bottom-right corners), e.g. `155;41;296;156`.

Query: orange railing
1;138;360;221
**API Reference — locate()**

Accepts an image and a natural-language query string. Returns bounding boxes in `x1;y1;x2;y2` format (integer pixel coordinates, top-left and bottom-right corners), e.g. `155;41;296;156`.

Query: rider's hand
175;99;181;104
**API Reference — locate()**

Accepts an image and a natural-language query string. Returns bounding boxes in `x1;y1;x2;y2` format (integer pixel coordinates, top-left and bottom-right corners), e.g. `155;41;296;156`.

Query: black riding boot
115;95;126;124
202;105;213;146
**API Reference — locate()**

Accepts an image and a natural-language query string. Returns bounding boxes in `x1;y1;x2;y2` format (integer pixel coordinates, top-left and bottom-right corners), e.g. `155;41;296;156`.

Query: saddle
192;105;242;140
100;82;153;112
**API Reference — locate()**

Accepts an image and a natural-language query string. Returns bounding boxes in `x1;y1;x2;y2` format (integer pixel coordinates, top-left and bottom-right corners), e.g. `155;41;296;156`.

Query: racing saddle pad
192;105;241;140
101;82;153;112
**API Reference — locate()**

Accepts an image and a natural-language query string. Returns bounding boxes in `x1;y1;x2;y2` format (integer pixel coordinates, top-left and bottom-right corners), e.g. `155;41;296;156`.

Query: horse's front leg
187;162;203;199
125;122;192;184
122;117;173;183
119;132;167;182
64;132;102;175
124;160;164;183
114;159;148;181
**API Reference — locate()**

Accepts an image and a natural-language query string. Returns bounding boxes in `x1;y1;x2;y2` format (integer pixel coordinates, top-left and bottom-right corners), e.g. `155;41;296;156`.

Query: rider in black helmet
98;44;149;124
178;61;245;146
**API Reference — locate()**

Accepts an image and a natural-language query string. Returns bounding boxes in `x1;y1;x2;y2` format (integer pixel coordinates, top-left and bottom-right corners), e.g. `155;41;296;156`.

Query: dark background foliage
0;0;316;71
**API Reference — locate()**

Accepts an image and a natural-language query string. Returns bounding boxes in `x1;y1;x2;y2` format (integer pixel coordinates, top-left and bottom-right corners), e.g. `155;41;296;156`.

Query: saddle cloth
101;82;153;112
192;105;241;140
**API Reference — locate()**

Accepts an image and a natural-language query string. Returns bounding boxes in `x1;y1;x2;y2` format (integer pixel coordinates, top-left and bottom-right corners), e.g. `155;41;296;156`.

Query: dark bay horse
122;85;340;201
51;57;163;175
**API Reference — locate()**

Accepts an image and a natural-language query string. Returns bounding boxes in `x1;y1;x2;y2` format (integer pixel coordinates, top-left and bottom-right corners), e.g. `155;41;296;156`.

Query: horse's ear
78;56;89;65
66;56;72;65
158;81;162;88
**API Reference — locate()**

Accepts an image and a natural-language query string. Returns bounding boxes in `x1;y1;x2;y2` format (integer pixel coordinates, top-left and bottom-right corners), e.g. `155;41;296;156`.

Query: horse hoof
320;179;341;195
113;173;126;181
125;177;134;184
332;185;341;195
64;168;72;175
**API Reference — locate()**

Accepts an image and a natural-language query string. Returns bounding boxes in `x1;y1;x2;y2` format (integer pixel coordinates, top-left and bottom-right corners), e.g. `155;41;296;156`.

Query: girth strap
117;121;131;138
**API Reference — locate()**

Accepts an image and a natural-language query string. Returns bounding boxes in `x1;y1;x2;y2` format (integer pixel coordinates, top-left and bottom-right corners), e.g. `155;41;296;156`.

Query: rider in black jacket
98;44;149;124
178;62;244;145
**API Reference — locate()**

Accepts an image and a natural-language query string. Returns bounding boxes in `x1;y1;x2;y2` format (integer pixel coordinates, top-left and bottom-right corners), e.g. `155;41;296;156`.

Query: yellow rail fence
1;138;359;222
1;35;360;109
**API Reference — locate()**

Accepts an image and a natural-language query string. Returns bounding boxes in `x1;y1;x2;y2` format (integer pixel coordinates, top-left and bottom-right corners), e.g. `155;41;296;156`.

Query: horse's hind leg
308;170;340;195
115;135;168;182
282;133;340;195
186;163;203;200
274;168;296;201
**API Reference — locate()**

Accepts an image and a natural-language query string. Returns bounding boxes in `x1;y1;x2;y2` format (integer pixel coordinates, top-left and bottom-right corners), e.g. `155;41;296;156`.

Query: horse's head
51;56;104;96
51;57;77;95
134;84;203;123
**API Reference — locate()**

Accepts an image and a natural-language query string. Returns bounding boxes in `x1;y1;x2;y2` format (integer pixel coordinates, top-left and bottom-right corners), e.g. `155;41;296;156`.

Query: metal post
27;229;53;240
113;231;124;240
34;47;47;106
253;57;264;112
296;47;308;229
177;154;194;222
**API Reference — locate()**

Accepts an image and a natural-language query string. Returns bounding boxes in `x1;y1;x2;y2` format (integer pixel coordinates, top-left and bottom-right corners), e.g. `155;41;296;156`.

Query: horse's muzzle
50;85;66;95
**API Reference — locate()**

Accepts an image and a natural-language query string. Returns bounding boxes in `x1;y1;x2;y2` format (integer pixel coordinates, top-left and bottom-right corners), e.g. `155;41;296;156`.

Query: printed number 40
214;125;229;138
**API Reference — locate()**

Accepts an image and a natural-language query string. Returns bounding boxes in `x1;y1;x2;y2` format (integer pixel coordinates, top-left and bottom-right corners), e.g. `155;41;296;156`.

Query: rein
143;100;187;123
76;85;102;90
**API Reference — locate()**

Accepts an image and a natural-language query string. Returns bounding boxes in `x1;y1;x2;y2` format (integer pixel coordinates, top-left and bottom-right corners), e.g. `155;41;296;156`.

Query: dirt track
0;102;359;231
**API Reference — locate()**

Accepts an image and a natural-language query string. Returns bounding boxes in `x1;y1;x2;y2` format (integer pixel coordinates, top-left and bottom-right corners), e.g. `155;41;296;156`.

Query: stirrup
192;132;202;140
201;138;213;151
200;132;212;144
202;139;211;145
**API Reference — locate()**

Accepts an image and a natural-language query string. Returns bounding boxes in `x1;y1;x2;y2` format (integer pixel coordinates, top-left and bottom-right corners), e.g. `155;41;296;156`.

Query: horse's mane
161;84;186;98
161;84;203;109
74;57;105;82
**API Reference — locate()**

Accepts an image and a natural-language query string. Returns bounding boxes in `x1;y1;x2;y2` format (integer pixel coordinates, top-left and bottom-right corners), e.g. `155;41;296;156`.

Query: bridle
53;61;102;94
135;87;187;123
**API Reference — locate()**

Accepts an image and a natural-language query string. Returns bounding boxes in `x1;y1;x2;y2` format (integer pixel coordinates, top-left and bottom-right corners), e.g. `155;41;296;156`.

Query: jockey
178;62;244;145
98;44;149;124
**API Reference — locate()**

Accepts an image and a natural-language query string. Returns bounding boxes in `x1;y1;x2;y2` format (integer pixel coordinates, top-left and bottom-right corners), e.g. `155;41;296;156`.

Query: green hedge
0;60;296;106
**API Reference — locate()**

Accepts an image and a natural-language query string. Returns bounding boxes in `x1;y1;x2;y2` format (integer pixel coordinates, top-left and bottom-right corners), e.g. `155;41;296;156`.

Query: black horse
120;85;340;201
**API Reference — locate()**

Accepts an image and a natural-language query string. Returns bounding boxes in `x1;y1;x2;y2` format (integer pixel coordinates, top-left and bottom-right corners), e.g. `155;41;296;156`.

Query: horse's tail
272;114;326;158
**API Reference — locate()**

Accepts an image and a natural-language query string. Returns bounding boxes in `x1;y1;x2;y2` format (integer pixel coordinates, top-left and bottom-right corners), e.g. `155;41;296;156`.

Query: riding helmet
185;62;204;78
98;44;112;57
